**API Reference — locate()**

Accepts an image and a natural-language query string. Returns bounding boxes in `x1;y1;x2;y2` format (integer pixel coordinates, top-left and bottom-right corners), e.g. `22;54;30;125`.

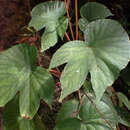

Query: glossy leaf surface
0;44;54;119
50;19;130;102
29;1;67;51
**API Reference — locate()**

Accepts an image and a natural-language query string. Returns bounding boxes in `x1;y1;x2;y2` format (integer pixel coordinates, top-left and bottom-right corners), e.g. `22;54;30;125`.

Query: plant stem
78;90;82;106
49;69;61;78
75;0;79;40
65;32;71;41
83;91;115;130
64;0;75;40
56;82;61;87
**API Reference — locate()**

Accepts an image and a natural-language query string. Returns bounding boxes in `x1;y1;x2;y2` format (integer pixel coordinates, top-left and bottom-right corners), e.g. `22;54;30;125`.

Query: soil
0;0;30;52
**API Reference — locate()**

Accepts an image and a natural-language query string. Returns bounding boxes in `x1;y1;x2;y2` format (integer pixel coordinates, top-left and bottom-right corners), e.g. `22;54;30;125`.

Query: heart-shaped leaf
80;2;113;22
54;95;118;130
29;1;68;51
3;95;47;130
0;44;54;119
49;19;130;102
79;2;113;32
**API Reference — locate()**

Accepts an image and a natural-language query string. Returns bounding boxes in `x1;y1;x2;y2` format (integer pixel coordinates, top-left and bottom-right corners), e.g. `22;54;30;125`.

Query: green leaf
117;92;130;110
56;16;68;40
79;18;89;32
0;44;54;119
54;95;118;130
60;57;89;101
49;19;130;102
54;118;82;130
101;94;117;113
79;2;113;32
3;95;47;130
56;99;79;123
80;2;113;22
115;107;130;127
79;96;118;130
41;24;58;51
83;80;94;94
29;1;67;51
102;94;130;127
29;1;65;30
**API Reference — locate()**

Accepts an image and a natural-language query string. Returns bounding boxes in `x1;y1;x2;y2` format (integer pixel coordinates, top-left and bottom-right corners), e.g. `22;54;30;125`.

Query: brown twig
50;72;60;78
64;0;75;40
49;69;61;78
65;32;71;41
78;90;82;106
75;0;78;40
83;92;115;130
